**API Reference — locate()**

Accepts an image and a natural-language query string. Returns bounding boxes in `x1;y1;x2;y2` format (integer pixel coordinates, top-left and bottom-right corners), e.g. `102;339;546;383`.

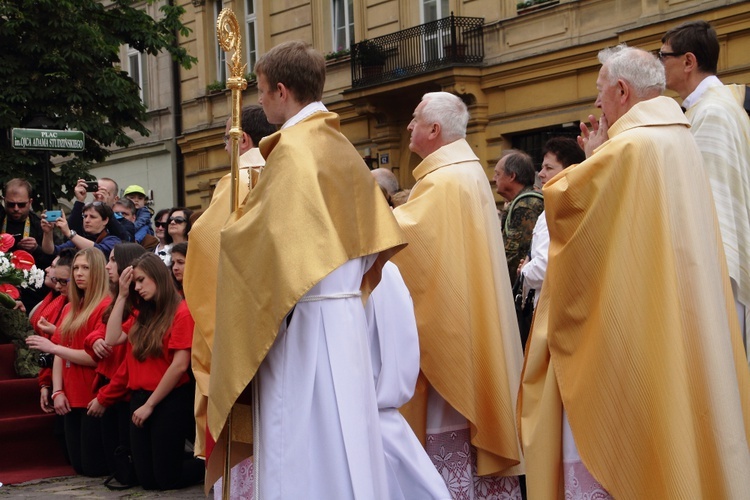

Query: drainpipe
169;0;185;207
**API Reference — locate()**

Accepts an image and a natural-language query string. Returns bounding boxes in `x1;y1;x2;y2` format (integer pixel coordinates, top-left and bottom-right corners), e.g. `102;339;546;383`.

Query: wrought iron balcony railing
351;14;484;89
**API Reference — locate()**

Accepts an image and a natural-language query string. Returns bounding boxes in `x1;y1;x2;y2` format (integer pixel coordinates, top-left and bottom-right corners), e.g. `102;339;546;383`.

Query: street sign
11;128;85;152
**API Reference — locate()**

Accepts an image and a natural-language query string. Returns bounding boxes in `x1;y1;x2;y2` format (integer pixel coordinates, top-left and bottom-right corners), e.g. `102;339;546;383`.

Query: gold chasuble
184;148;264;459
393;139;525;477
519;96;750;499
206;112;406;484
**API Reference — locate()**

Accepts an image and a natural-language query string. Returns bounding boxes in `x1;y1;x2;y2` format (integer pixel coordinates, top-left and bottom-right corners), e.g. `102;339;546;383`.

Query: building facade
177;0;750;208
81;0;183;212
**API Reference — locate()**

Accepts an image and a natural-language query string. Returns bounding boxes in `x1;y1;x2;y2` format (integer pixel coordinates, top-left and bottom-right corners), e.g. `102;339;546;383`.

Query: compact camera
38;353;54;368
46;210;62;222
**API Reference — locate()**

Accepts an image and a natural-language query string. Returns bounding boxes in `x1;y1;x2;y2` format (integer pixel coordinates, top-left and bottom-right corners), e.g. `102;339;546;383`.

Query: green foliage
325;48;350;61
207;81;226;93
0;0;197;206
355;40;387;66
517;0;556;9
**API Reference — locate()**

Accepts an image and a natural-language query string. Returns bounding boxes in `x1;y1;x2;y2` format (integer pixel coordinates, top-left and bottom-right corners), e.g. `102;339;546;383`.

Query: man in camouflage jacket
494;149;544;285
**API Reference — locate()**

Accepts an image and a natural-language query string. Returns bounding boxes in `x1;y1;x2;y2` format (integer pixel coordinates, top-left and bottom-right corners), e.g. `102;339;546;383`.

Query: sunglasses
154;221;168;228
5;201;29;208
656;50;685;61
51;277;70;285
168;216;187;224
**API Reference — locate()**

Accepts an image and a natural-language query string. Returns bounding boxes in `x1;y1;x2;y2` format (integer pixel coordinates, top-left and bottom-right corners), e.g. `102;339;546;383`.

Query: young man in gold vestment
205;41;406;500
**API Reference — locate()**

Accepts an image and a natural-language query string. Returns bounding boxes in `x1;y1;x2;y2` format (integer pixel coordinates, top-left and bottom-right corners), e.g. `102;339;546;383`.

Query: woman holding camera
41;202;122;258
26;247;111;476
88;253;203;490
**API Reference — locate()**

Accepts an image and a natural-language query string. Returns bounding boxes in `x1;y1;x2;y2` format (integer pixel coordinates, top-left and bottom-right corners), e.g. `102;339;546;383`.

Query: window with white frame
422;0;450;60
245;0;258;74
126;46;147;107
215;1;227;83
332;0;354;53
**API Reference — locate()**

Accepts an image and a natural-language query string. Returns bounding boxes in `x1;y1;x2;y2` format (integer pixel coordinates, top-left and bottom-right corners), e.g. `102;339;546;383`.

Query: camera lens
38;353;54;368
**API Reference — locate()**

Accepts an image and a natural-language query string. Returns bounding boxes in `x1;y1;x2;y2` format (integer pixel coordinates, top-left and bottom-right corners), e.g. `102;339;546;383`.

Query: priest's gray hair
598;44;666;98
421;92;469;142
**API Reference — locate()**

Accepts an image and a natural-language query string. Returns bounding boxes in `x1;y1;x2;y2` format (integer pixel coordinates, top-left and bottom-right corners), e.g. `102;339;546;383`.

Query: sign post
12;128;85;152
11;127;86;209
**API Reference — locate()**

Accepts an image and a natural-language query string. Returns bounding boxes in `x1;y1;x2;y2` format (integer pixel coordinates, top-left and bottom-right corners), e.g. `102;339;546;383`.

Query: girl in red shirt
26;247;111;477
88;253;203;490
83;242;147;480
29;248;75;412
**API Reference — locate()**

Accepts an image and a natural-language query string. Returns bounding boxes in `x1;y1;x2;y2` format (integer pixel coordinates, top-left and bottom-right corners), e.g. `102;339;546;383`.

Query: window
422;0;450;60
245;0;258;73
332;0;354;52
422;0;449;23
511;123;580;169
215;1;227;83
126;46;147;107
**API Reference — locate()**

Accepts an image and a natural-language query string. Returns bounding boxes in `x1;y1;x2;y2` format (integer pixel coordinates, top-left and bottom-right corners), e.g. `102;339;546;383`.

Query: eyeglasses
657;50;685;61
154;221;168;228
5;201;29;208
51;277;70;285
168;216;187;224
223;135;231;145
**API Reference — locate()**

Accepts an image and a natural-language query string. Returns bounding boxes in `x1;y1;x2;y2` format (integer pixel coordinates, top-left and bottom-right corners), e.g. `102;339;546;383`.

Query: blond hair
59;248;110;343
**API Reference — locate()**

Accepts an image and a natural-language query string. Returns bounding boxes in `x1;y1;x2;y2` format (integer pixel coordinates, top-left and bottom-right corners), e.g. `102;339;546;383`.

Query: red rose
10;250;35;270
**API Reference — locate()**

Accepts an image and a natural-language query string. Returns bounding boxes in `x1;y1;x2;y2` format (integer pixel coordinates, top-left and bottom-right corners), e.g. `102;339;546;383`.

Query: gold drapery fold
205;112;406;484
394;139;525;477
519;97;750;499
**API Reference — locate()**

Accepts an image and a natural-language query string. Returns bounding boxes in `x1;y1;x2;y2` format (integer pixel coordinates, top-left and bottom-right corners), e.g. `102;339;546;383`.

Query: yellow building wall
177;0;750;209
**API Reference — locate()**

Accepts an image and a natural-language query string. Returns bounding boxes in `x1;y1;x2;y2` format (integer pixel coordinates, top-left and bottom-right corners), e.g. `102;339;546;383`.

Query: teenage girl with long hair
26;247;111;476
29;248;75;413
88;253;203;490
83;243;147;478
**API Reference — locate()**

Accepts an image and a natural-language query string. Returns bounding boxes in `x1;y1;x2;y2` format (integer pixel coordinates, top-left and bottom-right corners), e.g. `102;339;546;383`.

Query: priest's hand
578;114;609;157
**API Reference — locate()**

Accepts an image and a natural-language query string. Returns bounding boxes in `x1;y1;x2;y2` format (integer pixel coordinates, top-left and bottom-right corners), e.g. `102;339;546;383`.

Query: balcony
351;14;484;89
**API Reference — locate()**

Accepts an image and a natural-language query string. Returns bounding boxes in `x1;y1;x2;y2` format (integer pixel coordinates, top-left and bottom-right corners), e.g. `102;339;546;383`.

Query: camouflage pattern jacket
500;187;544;285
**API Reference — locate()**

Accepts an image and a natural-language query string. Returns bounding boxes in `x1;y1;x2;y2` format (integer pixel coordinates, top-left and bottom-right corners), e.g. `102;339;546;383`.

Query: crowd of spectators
0;175;201;490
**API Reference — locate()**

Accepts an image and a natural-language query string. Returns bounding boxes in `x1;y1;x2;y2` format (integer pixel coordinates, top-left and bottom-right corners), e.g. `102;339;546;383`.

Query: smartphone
46;210;62;222
85;180;99;192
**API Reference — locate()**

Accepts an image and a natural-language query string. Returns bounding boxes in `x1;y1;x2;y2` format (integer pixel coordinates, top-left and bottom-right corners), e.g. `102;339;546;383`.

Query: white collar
682;75;722;110
282;102;327;129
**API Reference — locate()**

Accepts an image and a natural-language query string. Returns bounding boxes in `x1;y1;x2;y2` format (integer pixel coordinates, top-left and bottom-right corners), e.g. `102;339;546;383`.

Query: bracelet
40;385;50;389
51;390;64;400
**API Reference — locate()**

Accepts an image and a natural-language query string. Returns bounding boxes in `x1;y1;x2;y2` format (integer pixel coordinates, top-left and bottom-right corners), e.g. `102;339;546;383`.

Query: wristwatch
68;230;77;239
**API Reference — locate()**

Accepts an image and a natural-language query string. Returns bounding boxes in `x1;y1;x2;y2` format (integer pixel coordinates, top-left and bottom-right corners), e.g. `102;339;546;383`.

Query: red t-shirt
31;292;68;337
34;293;70;388
51;296;112;408
98;301;194;407
83;313;136;380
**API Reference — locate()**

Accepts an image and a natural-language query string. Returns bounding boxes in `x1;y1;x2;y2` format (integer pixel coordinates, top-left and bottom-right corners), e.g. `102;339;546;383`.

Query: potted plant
356;40;387;71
